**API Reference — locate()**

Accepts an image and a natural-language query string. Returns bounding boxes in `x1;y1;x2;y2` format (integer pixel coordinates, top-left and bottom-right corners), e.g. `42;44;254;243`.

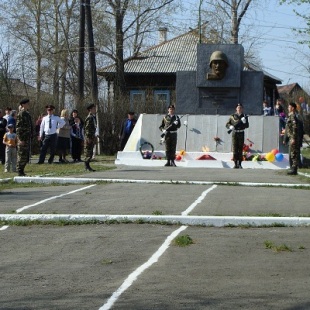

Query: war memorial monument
116;44;288;169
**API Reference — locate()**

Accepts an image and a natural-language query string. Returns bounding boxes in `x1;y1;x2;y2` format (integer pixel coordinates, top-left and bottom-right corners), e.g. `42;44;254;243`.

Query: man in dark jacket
119;111;137;151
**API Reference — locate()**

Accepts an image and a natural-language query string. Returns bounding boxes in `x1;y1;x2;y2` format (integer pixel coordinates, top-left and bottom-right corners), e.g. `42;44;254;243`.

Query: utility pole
85;0;100;154
198;0;203;44
85;0;99;106
78;0;85;106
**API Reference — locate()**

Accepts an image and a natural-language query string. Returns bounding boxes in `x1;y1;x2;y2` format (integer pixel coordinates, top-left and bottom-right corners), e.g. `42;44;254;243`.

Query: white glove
162;129;167;134
229;125;234;130
173;120;178;125
183;120;188;126
241;117;246;124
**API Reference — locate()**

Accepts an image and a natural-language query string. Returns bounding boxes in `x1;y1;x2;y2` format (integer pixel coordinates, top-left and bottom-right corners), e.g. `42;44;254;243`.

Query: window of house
154;90;170;113
130;90;145;112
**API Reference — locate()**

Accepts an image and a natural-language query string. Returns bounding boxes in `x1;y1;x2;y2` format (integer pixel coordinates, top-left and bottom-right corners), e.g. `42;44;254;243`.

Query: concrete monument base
115;114;289;170
115;151;289;169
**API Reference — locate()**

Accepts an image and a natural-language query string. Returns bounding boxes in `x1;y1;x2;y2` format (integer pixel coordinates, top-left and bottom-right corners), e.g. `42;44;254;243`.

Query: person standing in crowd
299;97;309;115
226;103;249;169
16;98;32;176
56;109;71;163
119;111;137;151
159;105;181;167
69;109;84;127
274;99;285;116
3;124;17;172
71;116;84;162
274;99;286;130
262;100;272;116
38;105;65;164
84;103;97;171
35;113;45;149
284;102;301;175
7;110;17;132
3;107;11;121
0;109;8;164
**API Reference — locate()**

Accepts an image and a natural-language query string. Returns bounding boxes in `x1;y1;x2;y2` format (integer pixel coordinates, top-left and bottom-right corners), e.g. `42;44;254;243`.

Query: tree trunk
114;2;126;100
78;0;86;106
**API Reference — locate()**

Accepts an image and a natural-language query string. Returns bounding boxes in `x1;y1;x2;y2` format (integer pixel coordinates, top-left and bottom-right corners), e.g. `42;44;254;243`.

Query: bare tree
101;0;177;100
198;0;253;44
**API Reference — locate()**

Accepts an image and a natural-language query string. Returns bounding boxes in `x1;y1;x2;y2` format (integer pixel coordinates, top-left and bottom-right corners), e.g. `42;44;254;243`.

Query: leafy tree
280;0;310;47
279;0;309;82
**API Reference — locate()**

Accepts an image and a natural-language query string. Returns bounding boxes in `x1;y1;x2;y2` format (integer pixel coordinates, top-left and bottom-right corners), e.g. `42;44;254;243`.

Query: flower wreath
139;142;154;159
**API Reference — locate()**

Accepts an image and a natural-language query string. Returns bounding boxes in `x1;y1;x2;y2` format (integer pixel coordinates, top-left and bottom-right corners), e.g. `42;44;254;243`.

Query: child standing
3;124;17;172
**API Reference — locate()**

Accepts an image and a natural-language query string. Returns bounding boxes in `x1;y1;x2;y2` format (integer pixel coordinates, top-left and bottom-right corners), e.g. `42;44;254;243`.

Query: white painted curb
13;176;310;188
1;214;310;227
0;178;12;183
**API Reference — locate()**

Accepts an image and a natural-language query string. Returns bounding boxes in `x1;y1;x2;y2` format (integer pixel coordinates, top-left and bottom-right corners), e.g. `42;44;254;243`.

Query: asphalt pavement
0;165;310;309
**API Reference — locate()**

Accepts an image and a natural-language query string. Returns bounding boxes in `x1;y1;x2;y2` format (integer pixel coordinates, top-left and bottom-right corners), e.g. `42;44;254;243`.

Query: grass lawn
0;148;309;191
0;154;116;190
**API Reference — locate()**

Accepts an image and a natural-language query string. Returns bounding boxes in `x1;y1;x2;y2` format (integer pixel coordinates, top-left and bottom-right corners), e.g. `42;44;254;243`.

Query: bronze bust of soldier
207;50;229;80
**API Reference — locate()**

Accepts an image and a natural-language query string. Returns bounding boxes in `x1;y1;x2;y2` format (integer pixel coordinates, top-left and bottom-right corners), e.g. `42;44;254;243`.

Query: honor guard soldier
84;103;98;172
226;103;249;169
284;102;303;175
159;105;181;167
16;98;33;176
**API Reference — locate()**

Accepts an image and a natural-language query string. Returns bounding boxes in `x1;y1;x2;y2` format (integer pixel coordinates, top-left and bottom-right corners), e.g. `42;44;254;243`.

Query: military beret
168;105;175;109
87;103;95;111
45;104;55;110
19;98;30;105
236;103;243;108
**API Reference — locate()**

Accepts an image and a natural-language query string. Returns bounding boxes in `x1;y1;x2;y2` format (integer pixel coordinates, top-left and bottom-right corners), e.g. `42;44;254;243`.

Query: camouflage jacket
84;113;97;139
16;109;33;141
285;112;298;141
226;113;249;130
159;114;181;132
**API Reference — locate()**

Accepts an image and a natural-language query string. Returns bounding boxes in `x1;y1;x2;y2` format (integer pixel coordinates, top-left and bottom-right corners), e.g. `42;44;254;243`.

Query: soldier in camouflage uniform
159;105;181;167
16;98;33;176
226;103;249;169
284;102;300;175
84;103;98;172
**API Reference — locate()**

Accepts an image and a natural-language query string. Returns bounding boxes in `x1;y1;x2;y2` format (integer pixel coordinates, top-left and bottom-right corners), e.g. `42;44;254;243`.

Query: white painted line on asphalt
15;184;96;213
0;225;9;231
181;184;217;216
99;184;227;308
98;225;188;310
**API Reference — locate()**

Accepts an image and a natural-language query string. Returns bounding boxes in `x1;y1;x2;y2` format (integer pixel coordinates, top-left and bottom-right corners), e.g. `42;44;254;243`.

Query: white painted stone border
13;176;310;188
1;214;310;227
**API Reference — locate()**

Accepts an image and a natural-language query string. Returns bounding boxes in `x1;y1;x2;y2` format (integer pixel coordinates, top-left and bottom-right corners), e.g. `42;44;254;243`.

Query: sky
245;1;309;89
169;0;310;92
